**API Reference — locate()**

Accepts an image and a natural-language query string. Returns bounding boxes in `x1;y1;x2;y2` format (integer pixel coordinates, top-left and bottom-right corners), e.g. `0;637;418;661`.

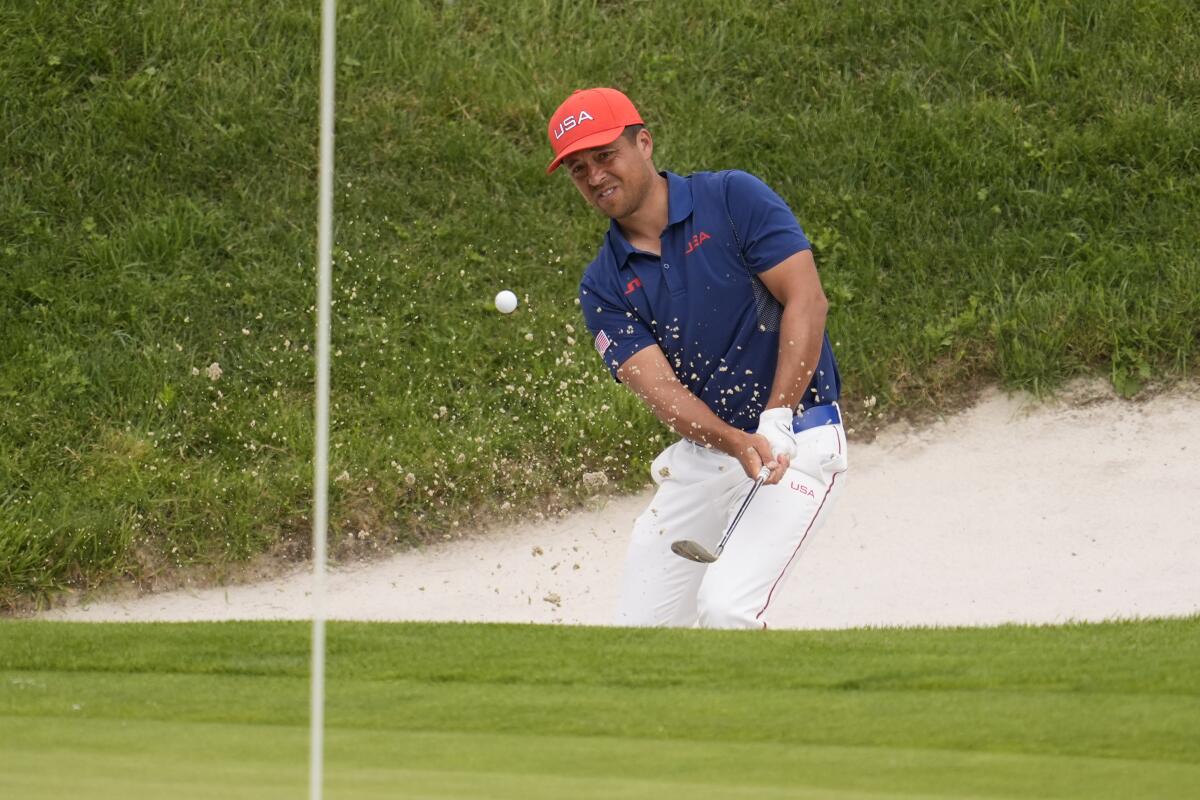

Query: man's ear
636;128;654;161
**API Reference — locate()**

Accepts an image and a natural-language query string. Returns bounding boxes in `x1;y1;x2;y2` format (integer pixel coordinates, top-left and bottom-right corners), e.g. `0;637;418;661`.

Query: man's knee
696;588;762;629
616;584;700;628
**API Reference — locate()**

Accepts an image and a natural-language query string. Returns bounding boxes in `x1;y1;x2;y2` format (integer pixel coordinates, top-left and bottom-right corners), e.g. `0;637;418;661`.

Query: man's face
562;130;655;220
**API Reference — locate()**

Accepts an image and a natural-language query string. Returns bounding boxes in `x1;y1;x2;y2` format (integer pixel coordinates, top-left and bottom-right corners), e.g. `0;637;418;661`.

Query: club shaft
712;466;770;557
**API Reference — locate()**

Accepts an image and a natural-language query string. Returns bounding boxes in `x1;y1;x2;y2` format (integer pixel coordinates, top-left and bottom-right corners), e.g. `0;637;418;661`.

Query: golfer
547;88;848;628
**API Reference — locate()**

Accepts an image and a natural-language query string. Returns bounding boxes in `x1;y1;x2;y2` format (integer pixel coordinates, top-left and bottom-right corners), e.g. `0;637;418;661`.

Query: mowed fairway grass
2;619;1198;798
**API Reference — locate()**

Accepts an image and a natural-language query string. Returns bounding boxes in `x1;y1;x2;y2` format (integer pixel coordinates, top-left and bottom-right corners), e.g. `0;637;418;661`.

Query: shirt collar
605;171;694;269
665;170;693;225
606;222;638;269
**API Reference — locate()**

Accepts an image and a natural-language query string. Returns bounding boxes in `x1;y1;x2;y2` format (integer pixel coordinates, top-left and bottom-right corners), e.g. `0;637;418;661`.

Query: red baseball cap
546;88;644;174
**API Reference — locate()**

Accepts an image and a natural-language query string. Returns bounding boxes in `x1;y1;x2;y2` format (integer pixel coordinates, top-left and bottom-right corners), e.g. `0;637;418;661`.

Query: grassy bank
3;0;1199;603
2;618;1199;797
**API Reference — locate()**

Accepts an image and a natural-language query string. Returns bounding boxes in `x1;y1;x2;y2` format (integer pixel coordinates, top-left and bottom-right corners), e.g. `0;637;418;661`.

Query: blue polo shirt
579;170;840;432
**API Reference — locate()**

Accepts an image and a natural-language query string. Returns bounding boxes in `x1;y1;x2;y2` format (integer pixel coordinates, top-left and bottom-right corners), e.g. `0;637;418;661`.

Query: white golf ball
494;290;518;314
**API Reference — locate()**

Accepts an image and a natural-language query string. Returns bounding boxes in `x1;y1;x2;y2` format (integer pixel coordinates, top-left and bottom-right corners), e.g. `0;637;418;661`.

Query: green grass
2;618;1199;798
3;0;1200;602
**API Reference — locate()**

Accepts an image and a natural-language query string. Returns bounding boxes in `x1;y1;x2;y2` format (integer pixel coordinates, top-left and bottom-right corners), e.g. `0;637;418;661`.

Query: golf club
671;465;772;563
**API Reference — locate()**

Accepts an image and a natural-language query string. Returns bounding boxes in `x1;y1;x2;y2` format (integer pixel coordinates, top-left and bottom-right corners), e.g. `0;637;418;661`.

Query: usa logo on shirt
594;329;612;356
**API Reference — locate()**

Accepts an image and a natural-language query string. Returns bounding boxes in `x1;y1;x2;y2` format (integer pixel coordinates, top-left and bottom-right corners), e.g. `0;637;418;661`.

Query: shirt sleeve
578;273;658;381
725;170;811;273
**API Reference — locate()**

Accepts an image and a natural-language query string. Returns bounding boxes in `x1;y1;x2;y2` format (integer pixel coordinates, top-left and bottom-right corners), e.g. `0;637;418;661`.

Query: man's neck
616;173;669;254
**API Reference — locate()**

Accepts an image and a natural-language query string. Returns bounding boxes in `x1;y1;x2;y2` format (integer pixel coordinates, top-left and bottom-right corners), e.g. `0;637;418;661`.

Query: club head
671;539;718;563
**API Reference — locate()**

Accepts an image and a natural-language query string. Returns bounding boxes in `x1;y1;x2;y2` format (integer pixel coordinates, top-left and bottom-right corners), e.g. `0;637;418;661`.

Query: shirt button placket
662;260;684;295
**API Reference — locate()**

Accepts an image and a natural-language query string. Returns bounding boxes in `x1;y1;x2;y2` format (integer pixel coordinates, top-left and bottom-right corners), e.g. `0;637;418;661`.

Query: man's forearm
642;376;745;453
617;349;746;456
766;300;827;411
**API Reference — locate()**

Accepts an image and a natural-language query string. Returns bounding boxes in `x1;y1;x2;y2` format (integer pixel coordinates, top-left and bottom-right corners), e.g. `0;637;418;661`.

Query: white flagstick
311;1;336;798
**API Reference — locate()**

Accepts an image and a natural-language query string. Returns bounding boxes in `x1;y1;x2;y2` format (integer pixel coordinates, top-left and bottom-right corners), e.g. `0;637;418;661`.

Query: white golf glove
756;407;797;461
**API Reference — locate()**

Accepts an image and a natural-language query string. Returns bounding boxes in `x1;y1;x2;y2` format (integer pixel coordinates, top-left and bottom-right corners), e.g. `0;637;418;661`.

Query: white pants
615;421;848;629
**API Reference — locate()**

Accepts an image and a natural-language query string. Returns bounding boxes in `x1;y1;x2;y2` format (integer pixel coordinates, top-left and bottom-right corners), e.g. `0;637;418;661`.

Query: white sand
41;381;1200;628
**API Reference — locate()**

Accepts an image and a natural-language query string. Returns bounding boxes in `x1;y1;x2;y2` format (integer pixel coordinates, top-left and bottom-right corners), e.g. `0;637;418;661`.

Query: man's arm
616;346;788;484
757;249;829;411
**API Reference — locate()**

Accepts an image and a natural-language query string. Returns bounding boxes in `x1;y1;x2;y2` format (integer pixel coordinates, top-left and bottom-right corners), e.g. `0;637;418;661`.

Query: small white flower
205;362;222;381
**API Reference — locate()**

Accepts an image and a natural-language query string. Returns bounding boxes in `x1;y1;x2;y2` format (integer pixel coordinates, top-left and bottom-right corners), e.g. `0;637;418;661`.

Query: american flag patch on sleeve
594;329;612;356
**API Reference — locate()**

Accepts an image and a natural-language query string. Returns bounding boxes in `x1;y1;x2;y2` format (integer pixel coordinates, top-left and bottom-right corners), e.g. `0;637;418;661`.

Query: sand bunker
41;381;1200;628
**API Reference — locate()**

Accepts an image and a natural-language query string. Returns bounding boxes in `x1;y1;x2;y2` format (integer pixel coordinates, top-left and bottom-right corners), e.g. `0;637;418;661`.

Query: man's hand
732;430;789;485
756;407;797;461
